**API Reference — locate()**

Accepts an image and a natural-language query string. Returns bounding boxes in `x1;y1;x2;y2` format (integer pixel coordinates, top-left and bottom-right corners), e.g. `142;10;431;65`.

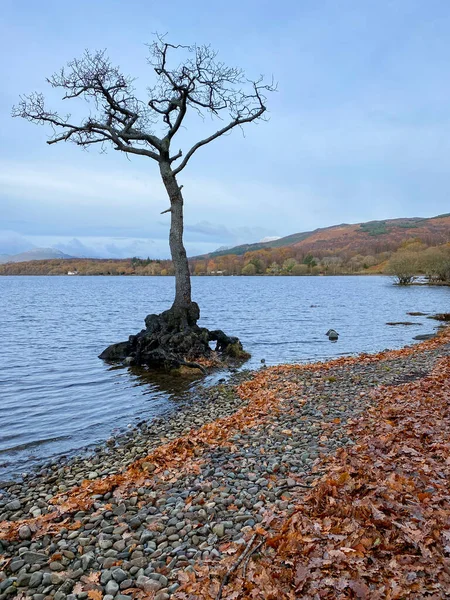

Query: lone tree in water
14;37;274;372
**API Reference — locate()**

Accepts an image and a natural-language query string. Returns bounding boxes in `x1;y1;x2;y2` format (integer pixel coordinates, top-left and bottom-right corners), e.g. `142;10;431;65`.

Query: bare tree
14;37;274;370
387;251;419;285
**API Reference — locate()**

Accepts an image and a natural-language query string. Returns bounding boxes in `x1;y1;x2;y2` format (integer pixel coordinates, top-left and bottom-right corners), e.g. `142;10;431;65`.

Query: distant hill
0;248;74;264
1;214;449;277
200;214;450;259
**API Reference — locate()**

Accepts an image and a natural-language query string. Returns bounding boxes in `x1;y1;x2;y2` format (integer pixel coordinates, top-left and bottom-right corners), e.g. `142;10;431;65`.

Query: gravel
0;344;449;599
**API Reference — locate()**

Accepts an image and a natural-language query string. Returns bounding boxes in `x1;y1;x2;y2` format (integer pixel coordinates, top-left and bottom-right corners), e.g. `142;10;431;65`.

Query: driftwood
216;534;258;600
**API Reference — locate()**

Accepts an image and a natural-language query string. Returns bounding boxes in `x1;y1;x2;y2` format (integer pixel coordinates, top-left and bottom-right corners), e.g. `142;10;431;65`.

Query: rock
51;572;65;585
111;568;128;583
23;551;48;565
17;572;31;587
168;583;180;594
105;580;119;595
141;462;156;473
129;516;141;530
5;499;21;511
29;572;43;588
18;525;32;540
325;329;339;340
136;575;162;593
10;560;25;572
0;580;15;593
59;579;75;594
212;524;225;538
3;585;17;596
81;552;95;570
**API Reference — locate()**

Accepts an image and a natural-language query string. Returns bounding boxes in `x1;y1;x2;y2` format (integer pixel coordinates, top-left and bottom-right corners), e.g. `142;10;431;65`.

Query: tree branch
13;40;275;177
173;106;265;175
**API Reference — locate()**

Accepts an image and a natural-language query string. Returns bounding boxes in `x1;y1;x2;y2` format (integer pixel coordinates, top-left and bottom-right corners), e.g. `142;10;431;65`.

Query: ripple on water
0;275;448;478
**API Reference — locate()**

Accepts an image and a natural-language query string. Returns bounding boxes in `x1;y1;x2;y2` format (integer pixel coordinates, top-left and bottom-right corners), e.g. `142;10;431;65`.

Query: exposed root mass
99;302;250;373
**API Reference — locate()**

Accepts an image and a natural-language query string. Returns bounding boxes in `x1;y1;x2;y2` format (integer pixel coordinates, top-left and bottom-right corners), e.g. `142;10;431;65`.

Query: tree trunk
160;161;192;310
99;161;250;371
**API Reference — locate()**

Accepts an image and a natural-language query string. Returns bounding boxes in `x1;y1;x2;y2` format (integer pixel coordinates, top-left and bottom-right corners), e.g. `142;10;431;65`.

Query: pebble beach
1;334;449;600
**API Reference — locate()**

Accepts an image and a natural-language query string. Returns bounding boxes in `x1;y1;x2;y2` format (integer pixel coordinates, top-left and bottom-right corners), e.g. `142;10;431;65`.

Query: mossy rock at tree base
224;341;251;360
99;302;250;374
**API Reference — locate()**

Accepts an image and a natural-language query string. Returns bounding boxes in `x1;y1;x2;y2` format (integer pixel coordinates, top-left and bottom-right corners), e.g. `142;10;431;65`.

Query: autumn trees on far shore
387;241;450;285
1;240;450;284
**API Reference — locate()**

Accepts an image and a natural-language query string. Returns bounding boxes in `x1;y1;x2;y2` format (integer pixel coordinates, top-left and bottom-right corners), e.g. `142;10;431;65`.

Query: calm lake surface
0;275;448;479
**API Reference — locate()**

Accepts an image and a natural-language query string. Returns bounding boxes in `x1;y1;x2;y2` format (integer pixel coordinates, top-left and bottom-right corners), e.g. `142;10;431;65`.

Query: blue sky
1;0;450;258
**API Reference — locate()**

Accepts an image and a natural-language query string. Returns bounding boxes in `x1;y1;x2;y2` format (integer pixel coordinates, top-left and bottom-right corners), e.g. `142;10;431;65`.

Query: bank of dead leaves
1;330;450;600
175;345;450;598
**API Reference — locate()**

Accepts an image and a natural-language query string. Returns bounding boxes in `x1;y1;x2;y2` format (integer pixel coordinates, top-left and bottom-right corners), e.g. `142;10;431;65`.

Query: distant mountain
199;214;450;259
0;248;74;264
0;231;35;255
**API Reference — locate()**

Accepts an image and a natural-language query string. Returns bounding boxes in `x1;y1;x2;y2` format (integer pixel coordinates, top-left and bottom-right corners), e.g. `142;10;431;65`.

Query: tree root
175;357;207;375
99;302;249;374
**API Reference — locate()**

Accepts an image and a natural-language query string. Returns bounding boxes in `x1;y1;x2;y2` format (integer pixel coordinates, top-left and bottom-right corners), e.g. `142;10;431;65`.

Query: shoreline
1;331;449;599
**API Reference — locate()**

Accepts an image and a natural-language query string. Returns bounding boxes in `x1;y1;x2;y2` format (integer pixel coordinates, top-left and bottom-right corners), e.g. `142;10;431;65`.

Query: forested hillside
1;214;449;278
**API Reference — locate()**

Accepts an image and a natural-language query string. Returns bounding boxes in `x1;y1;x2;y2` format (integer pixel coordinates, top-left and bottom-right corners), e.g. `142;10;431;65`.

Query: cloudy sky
1;0;450;258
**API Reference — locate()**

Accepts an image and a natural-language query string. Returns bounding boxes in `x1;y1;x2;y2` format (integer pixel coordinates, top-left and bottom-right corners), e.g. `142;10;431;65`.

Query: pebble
0;347;447;598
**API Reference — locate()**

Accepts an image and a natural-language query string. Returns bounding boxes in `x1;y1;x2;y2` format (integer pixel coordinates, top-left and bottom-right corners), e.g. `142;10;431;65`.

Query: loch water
0;275;448;479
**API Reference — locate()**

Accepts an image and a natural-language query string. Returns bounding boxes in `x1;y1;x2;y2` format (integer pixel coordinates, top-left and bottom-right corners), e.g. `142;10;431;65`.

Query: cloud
30;235;161;259
3;0;450;260
23;232;222;259
184;221;274;245
0;230;35;255
0;160;292;242
50;238;103;258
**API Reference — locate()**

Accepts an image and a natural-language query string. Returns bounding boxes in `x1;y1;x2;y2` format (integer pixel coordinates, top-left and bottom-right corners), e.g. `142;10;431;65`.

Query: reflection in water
127;364;204;396
0;275;448;479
